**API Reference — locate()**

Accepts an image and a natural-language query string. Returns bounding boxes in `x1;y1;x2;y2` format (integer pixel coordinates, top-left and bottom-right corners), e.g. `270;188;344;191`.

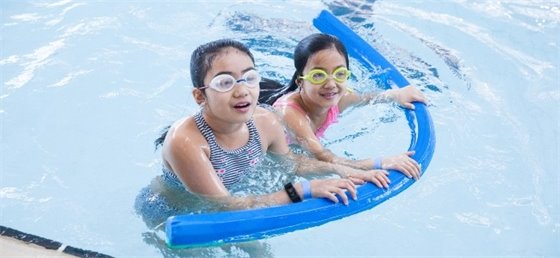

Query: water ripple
455;212;493;228
4;39;66;90
60;16;118;38
376;2;555;78
48;69;92;88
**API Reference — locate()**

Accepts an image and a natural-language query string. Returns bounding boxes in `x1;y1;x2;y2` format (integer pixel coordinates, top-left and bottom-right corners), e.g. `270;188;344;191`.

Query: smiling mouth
234;102;251;109
320;92;338;97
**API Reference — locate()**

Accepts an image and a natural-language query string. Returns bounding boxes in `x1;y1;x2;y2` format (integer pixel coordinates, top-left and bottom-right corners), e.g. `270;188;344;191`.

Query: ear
296;78;303;88
192;88;206;106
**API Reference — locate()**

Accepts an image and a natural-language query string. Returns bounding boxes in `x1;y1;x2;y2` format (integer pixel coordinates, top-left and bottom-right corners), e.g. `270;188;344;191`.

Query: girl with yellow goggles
272;33;427;181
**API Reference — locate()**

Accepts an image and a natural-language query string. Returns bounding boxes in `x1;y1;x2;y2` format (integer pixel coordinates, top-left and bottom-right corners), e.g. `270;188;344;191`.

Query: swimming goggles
200;69;261;92
299;67;351;85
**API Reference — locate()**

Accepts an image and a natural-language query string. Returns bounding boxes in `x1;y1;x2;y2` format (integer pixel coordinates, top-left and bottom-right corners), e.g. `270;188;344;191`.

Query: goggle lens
299;67;351;85
205;70;261;92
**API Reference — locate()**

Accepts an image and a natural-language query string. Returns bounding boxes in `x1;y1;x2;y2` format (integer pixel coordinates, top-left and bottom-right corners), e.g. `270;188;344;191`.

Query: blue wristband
300;179;312;200
374;157;383;170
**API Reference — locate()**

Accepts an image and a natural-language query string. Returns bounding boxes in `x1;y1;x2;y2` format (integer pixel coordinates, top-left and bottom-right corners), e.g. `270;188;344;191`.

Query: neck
202;109;246;136
201;109;250;150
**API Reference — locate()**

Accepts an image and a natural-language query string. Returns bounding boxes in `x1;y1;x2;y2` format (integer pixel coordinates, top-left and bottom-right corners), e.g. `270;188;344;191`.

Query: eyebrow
308;65;346;71
213;67;256;77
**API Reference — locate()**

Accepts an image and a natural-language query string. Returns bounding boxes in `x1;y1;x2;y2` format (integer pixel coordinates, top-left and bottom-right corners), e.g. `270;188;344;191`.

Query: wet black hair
154;125;171;151
258;77;290;105
286;33;350;94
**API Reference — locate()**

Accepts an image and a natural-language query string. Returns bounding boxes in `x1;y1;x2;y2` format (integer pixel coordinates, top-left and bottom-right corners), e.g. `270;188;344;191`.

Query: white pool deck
0;235;77;257
0;225;114;257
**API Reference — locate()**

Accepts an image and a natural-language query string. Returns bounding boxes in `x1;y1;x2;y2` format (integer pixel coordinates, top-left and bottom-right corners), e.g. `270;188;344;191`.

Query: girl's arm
339;85;426;112
278;104;375;169
206;178;357;210
165;124;358;209
254;107;368;175
266;107;391;187
163;121;230;197
277;102;421;180
164;110;361;211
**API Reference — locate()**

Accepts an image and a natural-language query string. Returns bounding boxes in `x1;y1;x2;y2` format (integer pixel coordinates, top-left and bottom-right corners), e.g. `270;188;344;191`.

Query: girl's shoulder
273;92;299;106
252;106;290;153
170;116;196;133
164;116;205;149
338;88;361;112
272;92;307;116
253;106;280;123
253;106;285;134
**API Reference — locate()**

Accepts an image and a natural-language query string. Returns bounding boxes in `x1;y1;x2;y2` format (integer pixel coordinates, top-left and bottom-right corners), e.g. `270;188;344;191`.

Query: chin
319;96;340;107
230;107;256;122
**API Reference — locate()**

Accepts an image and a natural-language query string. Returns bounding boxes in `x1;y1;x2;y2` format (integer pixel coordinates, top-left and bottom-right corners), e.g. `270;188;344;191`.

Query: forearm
288;151;362;178
204;187;299;211
311;148;375;171
342;158;375;170
362;89;395;105
364;85;426;110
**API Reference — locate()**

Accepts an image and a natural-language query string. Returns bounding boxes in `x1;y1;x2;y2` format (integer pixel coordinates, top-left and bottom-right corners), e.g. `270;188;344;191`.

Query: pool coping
0;225;113;257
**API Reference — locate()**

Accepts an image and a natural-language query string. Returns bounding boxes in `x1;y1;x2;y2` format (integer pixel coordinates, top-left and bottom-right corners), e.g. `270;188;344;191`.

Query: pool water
1;0;558;257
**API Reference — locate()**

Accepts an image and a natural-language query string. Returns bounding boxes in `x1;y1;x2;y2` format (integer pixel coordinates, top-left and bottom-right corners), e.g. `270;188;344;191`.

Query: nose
322;76;337;88
232;81;250;98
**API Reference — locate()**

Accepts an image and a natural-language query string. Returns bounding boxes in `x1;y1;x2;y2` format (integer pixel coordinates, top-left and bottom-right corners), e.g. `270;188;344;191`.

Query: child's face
203;48;260;123
298;47;348;108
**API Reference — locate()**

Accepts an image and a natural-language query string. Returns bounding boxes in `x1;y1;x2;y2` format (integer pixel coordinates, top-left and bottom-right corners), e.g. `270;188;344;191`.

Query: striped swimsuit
163;111;263;189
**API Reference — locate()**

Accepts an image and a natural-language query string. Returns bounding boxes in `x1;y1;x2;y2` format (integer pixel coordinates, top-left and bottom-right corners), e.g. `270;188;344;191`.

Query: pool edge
0;225;113;257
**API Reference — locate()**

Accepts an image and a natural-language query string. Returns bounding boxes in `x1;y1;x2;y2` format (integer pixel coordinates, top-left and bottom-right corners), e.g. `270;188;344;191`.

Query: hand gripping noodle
165;10;436;248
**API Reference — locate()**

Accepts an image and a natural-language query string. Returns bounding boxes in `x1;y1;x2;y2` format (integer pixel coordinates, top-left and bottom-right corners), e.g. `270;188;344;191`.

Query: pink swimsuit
273;96;339;138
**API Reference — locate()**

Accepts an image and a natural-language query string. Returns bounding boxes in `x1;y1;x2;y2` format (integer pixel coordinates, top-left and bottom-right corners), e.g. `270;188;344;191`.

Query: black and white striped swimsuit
194;112;263;188
195;112;263;187
163;111;263;189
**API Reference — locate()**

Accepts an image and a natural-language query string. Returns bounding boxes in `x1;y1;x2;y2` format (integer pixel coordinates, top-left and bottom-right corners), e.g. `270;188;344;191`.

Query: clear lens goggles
201;70;261;92
299;67;351;85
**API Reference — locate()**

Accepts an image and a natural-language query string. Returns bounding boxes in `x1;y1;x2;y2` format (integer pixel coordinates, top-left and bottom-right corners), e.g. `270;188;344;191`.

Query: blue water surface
1;0;558;257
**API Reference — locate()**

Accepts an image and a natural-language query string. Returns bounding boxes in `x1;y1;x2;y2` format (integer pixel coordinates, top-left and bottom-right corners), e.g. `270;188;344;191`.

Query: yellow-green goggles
299;67;351;85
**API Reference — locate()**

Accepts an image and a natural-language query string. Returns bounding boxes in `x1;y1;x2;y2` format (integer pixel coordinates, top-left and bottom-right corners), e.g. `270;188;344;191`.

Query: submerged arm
277;102;420;181
206;177;357;210
278;104;376;170
164;108;363;211
165;132;357;210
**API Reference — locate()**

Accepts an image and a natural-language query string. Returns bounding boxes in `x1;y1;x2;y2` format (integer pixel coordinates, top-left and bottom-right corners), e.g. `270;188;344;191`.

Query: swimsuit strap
314;104;339;138
194;111;220;155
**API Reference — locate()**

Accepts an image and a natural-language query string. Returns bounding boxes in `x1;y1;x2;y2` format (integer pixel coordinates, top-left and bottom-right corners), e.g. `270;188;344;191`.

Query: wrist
373;157;383;170
300;179;312;200
284;182;302;203
384;89;397;102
